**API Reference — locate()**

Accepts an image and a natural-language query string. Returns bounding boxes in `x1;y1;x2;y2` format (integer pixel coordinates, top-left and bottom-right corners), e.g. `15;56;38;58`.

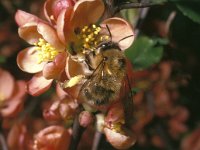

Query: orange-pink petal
57;8;73;43
71;0;105;28
0;99;24;117
56;84;68;99
27;72;53;96
0;68;14;100
17;47;45;73
104;127;136;149
11;80;27;100
65;56;89;78
37;22;65;50
0;81;26;117
44;0;74;24
34;126;71;150
18;22;42;45
101;17;134;50
15;10;42;27
43;52;67;79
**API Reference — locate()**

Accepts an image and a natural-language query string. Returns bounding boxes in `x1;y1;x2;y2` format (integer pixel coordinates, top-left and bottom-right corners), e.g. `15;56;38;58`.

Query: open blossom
0;68;26;117
15;9;67;96
50;0;134;78
53;0;135;109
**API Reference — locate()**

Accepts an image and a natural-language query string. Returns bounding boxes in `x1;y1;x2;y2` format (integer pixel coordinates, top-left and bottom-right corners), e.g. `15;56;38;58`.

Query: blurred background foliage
0;0;200;149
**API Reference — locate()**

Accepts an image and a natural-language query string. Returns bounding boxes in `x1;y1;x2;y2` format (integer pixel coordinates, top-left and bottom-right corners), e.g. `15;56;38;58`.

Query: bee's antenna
105;24;112;41
118;35;134;43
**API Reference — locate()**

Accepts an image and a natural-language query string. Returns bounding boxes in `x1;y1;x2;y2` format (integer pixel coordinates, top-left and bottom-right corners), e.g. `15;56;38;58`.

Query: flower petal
0;68;14;100
10;80;27;101
37;22;65;50
105;102;124;124
17;47;45;73
18;22;42;45
27;72;53;96
44;0;74;23
15;10;41;26
57;8;73;44
71;0;105;28
104;127;136;149
34;126;71;150
101;17;134;50
56;84;68;99
65;56;89;78
43;52;67;79
0;81;26;117
7;121;32;150
63;84;81;99
1;99;24;117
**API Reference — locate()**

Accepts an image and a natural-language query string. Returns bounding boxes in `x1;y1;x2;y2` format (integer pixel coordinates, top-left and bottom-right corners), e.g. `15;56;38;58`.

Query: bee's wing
121;62;134;127
79;58;106;92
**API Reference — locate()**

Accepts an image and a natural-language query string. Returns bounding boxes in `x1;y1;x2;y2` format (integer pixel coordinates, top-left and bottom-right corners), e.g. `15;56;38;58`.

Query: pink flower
0;68;26;117
15;10;67;96
7;121;33;150
44;0;76;24
181;128;200;150
54;0;134;78
33;125;71;150
43;94;78;122
104;126;136;149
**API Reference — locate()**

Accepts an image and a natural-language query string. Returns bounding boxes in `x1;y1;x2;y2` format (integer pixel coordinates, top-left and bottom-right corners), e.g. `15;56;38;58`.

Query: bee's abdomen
82;84;115;105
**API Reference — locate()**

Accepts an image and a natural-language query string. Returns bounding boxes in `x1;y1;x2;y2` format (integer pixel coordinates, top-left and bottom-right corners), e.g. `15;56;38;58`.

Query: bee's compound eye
84;89;89;93
102;44;106;47
118;58;126;67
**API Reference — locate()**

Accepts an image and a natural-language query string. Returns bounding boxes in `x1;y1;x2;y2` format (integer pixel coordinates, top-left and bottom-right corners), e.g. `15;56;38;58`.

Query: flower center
75;24;110;54
34;38;59;64
110;119;125;134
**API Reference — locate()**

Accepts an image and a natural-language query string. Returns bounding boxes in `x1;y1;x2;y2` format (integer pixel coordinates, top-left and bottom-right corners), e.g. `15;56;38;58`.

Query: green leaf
125;36;163;70
0;56;6;64
120;9;139;26
177;3;200;24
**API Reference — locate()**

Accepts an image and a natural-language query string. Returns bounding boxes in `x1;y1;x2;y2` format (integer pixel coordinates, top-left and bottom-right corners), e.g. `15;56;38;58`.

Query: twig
155;124;175;150
0;0;16;15
91;131;102;150
0;133;8;150
114;1;163;15
69;110;85;150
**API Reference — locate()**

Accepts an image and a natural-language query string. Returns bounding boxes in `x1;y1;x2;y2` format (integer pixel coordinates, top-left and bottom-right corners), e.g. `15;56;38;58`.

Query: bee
78;25;133;110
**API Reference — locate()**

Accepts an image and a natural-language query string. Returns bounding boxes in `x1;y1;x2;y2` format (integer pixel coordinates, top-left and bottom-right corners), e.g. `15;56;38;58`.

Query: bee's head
97;41;120;51
103;49;126;70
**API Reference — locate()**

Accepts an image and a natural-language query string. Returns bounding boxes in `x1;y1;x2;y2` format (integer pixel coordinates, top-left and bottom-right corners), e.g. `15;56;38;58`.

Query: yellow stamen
77;24;110;52
73;24;111;54
34;38;59;64
110;119;125;133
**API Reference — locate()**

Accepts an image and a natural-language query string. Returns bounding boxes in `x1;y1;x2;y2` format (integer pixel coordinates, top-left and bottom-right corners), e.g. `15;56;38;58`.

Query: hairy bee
78;40;128;107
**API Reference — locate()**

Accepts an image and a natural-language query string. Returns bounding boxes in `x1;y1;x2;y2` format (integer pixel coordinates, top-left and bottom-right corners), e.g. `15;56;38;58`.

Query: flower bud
34;125;71;150
104;127;136;150
79;111;94;127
